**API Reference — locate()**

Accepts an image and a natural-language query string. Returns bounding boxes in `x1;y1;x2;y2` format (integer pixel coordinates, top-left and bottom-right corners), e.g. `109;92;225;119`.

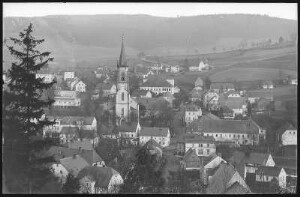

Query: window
216;134;218;137
200;144;203;147
122;92;125;101
121;73;125;81
233;134;235;138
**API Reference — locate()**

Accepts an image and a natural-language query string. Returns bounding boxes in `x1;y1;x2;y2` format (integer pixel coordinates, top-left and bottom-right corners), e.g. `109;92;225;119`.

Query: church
115;35;138;125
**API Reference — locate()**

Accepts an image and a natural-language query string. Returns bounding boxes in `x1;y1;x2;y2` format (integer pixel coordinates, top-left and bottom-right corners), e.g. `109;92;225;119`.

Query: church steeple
118;34;127;68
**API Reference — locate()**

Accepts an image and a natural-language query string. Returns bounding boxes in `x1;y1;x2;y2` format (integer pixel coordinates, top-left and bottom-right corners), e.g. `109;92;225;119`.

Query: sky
3;3;297;20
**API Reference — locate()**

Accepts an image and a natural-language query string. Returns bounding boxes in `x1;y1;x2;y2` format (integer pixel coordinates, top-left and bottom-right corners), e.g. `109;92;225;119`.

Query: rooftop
47;116;95;125
256;166;282;177
140;76;173;88
59;155;90;177
117;122;139;133
188;119;260;134
139;127;169;137
185;104;201;112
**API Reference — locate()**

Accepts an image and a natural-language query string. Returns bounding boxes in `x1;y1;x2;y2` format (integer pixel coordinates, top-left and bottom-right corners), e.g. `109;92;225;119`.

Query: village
3;34;297;194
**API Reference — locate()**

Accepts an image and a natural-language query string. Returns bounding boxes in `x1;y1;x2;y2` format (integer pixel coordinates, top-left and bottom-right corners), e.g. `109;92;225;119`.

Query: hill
3;14;297;69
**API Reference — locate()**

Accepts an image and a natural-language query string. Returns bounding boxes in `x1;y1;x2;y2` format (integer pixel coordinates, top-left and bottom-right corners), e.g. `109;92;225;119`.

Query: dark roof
188;119;260;134
117;122;139;133
224;182;251;194
67;139;94;150
140;76;172;87
276;122;296;136
190;89;205;98
97;83;115;90
47;116;95;125
183;148;201;168
210;82;235;90
131;89;149;97
60;155;90;177
60;127;79;135
273;156;297;170
47;146;103;165
185;104;201;112
180;135;215;144
256;166;282;177
284;168;297;176
136;97;168;110
77;166;120;188
140;127;169;137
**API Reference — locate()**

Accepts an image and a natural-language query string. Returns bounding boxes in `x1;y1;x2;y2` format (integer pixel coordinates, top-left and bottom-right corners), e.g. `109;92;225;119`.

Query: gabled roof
117;122;139;133
60;155;90;177
219;97;247;109
183;148;201;167
131;89;149;97
273;156;297;170
77;166;121;188
140;127;169;137
80;149;104;165
47;116;95;125
140;76;173;87
188;119;259;134
210;82;235;90
256;166;283;177
190;89;205;98
67;139;94;150
180;134;215;144
224;182;251;194
276;122;296;136
136;97;168;110
194;77;204;87
97;83;115;90
185;104;201;112
60;127;79;135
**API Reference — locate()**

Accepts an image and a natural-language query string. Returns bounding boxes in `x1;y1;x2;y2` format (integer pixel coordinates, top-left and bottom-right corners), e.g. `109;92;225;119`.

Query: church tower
115;35;130;125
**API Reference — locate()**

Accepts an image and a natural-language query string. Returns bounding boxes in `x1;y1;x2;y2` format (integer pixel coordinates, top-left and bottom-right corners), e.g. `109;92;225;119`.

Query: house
139;127;170;147
210;82;235;93
36;69;55;83
43;116;97;140
253;97;272;113
47;146;105;167
180;148;201;170
96;83;117;97
229;151;275;180
50;155;90;184
276;123;297;146
221;106;235;119
290;78;297;85
142;139;163;158
206;162;251;194
64;71;75;81
194;77;204;89
170;65;180;73
140;76;175;95
226;90;241;98
255;166;287;188
72;80;87;93
188;119;263;146
67;138;95;150
190;88;205;102
177;134;216;156
53;97;81;108
203;91;219;111
142;70;155;79
184;104;202;126
77;166;123;194
246;90;274;104
262;80;274;89
117;121;141;146
54;90;78;98
59;127;80;143
189;59;210;72
131;89;152;99
136;97;169;118
219;97;247;117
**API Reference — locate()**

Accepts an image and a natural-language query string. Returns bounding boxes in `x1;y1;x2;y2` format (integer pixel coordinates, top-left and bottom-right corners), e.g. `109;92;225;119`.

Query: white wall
282;130;297;146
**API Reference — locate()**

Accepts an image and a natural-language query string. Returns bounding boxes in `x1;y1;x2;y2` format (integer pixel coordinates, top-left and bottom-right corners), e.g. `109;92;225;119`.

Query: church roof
140;76;173;87
117;34;127;68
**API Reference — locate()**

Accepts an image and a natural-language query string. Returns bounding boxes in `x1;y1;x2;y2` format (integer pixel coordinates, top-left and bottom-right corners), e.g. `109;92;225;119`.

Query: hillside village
3;35;297;194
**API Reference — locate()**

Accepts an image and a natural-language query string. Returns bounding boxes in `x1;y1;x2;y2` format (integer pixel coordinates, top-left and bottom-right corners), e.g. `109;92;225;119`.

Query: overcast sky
3;3;297;20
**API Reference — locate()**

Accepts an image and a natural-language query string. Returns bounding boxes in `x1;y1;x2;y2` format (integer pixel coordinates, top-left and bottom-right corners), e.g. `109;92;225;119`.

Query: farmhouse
53;96;81;108
184;104;203;126
140;76;175;95
139;127;170;147
219;96;247;117
210;82;235;93
276;123;297;146
246;90;274;104
77;166;123;194
117;121;141;146
177;134;216;157
64;71;75;81
188;119;264;146
35;69;55;83
189;58;210;72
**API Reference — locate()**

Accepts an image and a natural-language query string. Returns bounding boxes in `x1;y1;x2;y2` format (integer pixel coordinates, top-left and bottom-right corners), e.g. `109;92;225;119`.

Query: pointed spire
118;33;127;67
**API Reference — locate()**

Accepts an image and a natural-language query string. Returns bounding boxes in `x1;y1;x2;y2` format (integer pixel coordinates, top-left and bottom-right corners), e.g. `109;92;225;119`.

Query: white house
189;60;209;72
290;79;297;85
64;71;75;81
226;90;241;98
188;119;263;146
117;122;141;146
140;76;175;95
179;135;216;157
210;82;235;93
276;123;297;146
185;104;202;126
43;116;97;139
139;127;170;147
53;97;81;108
73;80;87;92
77;166;123;194
36;71;55;83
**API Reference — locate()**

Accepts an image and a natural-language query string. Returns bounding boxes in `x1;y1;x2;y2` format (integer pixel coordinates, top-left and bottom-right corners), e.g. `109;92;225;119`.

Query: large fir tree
3;23;58;193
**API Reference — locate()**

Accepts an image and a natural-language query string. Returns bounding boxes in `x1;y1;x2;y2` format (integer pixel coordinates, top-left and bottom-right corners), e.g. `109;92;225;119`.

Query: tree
3;23;57;193
62;174;80;194
95;138;120;164
203;76;211;90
